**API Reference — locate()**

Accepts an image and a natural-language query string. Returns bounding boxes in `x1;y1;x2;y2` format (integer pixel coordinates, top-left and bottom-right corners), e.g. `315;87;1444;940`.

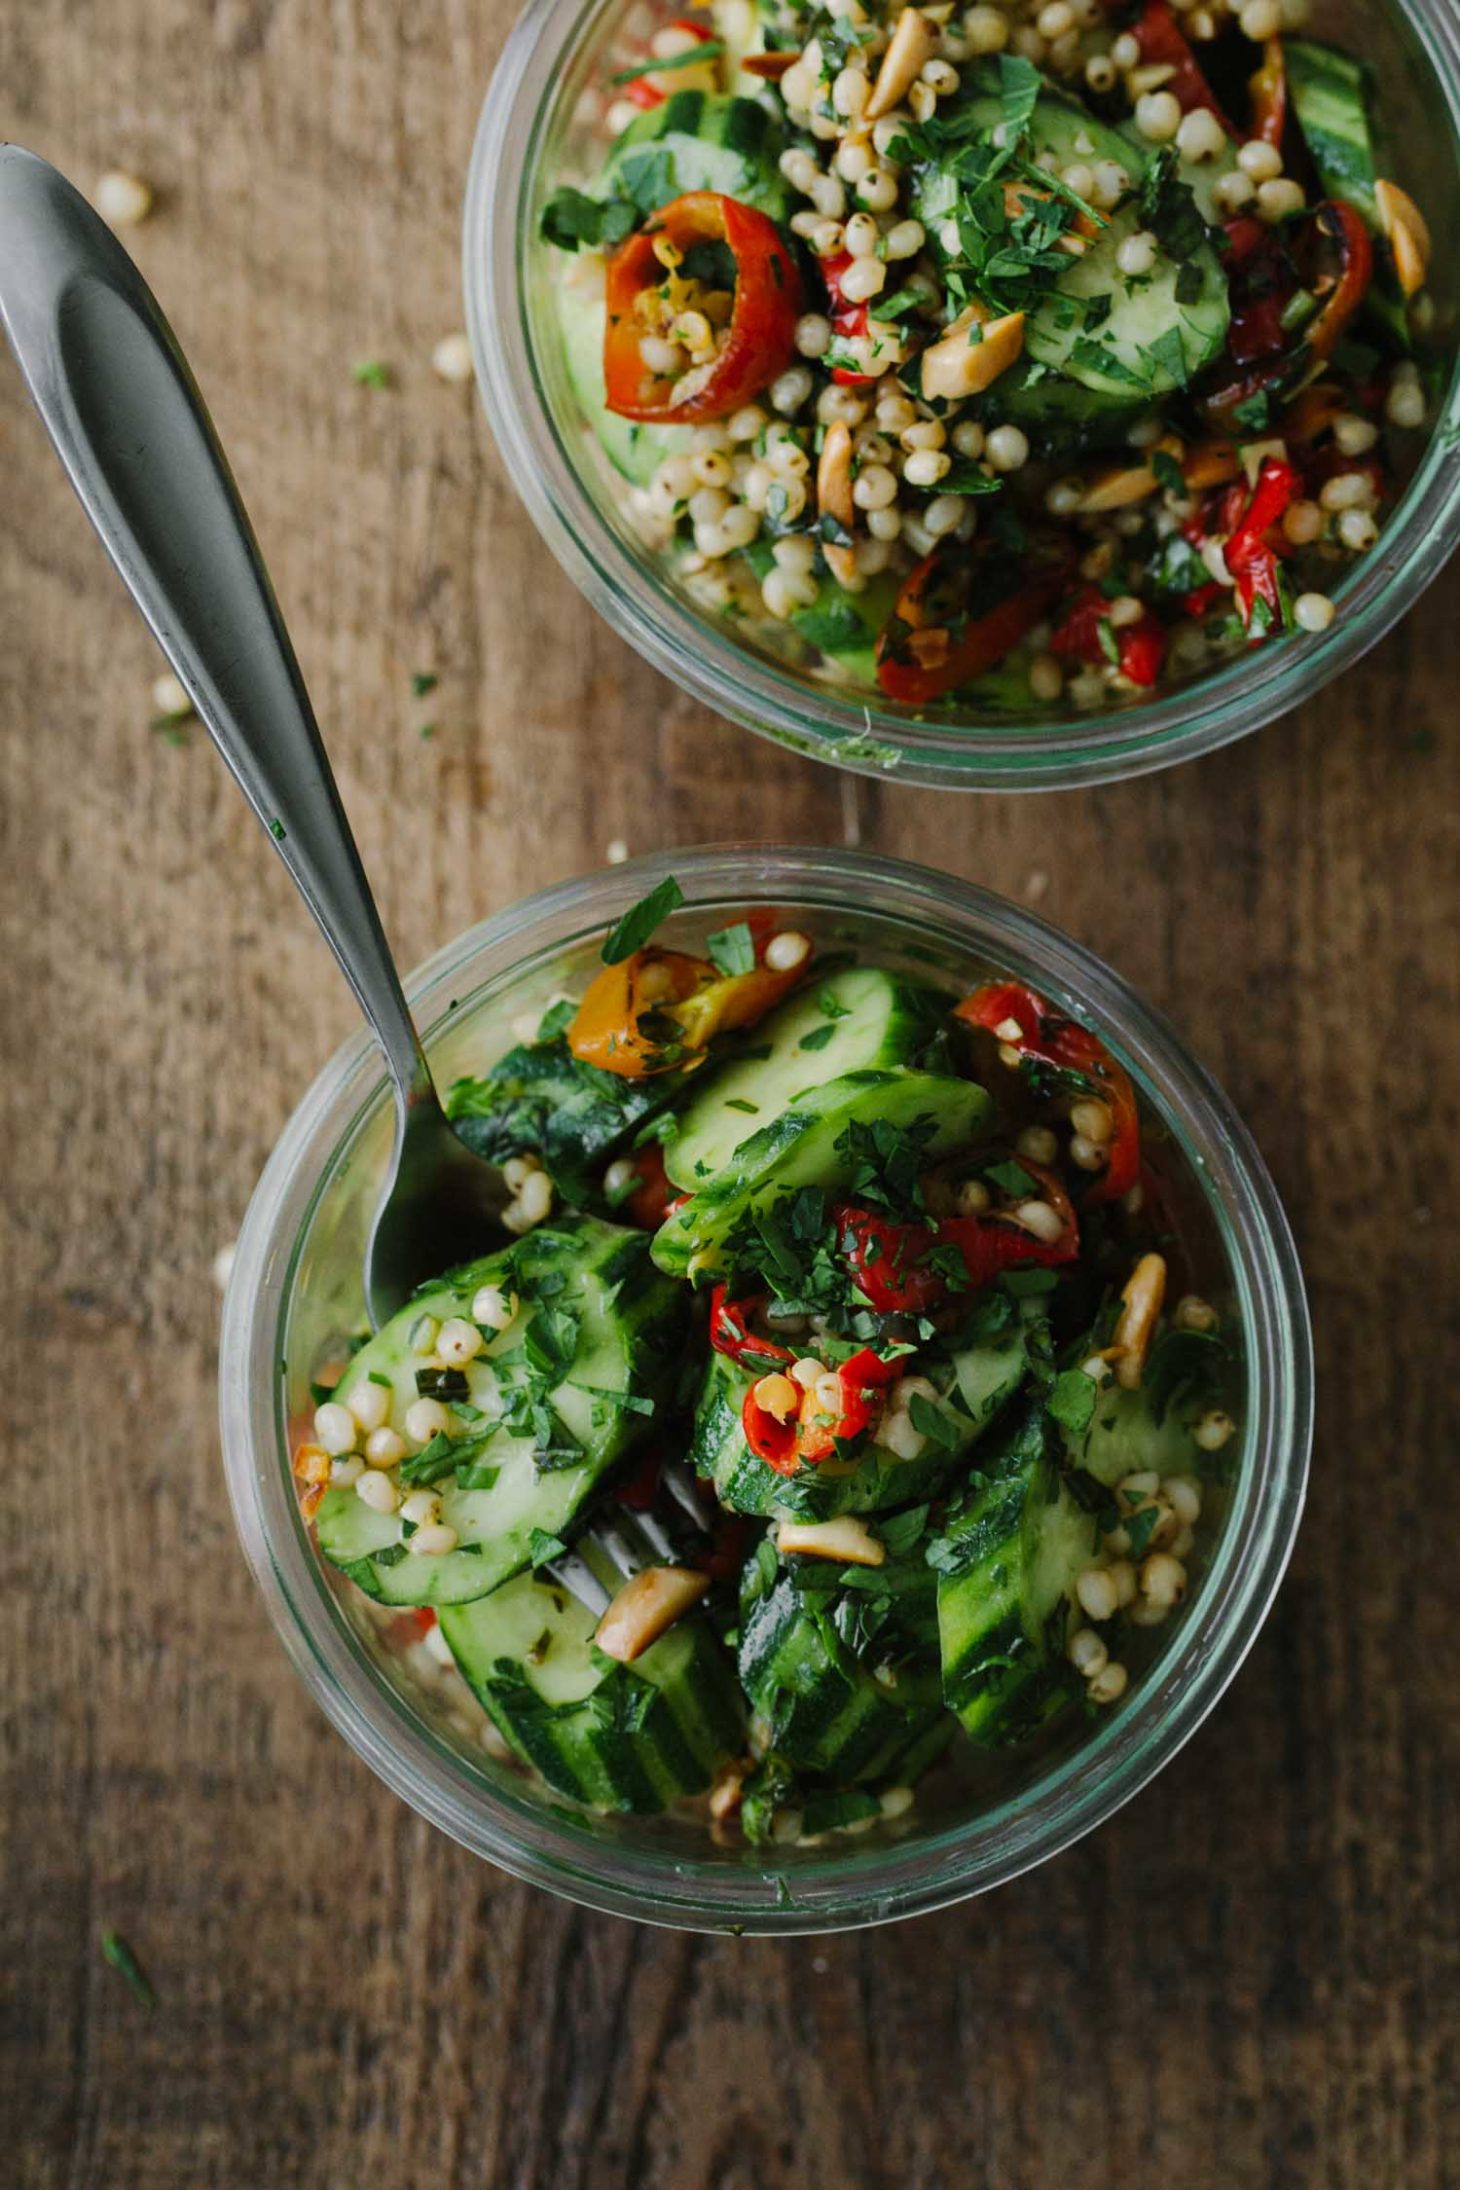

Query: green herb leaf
411;670;439;697
908;1391;962;1450
350;358;391;390
706;921;755;976
100;1928;156;2008
540;186;638;253
528;1527;568;1568
798;1021;838;1052
1046;1367;1097;1437
602;875;685;963
609;37;724;83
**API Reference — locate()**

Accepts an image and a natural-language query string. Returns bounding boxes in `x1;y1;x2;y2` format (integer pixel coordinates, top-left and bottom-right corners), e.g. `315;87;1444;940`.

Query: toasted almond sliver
740;50;797;78
594;1565;711;1664
920;305;1025;402
1112;1252;1168;1391
865;7;938;122
817;419;855;532
1375;178;1431;299
777;1515;886;1566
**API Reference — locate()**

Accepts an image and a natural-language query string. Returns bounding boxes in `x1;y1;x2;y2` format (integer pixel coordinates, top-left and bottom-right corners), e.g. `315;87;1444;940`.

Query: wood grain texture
2;3;1458;2185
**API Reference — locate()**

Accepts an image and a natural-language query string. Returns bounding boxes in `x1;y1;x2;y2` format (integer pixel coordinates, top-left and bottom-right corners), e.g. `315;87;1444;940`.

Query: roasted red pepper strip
741;1345;901;1473
1050;583;1168;689
708;1286;794;1373
821;253;876;388
836;1165;1079;1316
603;192;802;422
620;19;716;108
1248;37;1286;149
1223;457;1300;632
956;982;1141;1205
1203;202;1373;424
1130;0;1234;130
876;538;1072;705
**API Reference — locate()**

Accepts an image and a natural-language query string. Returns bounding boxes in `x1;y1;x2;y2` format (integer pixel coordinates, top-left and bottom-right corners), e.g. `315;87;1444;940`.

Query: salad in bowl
223;852;1311;1923
539;0;1442;707
469;0;1460;782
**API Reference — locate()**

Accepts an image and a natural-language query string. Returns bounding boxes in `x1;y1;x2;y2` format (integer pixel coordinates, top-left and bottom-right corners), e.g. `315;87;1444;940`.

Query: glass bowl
464;0;1460;791
219;847;1312;1932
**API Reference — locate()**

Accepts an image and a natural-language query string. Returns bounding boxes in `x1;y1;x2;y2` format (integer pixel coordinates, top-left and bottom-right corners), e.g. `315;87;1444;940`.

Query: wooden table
4;7;1457;2185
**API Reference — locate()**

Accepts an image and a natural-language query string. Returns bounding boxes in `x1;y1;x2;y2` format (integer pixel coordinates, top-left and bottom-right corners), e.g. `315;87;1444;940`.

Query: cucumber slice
1067;1381;1204;1488
913;87;1229;399
602;91;789;219
440;1562;743;1812
447;1033;687;1205
688;1314;1030;1520
933;1401;1097;1744
559;278;679;487
985;358;1145;455
654;1069;991;1281
1286;40;1380;223
664;966;947;1191
315;1219;682;1608
738;1540;944;1780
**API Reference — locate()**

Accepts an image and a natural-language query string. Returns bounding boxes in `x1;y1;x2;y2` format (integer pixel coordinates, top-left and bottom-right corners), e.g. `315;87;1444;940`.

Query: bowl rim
219;846;1313;1933
463;0;1460;792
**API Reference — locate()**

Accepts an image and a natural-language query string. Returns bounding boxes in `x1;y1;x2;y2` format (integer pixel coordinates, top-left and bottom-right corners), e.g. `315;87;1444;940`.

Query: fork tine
662;1459;716;1533
543;1551;612;1616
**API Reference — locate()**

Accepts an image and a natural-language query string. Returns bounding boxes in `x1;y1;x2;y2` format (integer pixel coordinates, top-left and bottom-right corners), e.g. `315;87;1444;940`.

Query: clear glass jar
219;849;1312;1931
463;0;1460;791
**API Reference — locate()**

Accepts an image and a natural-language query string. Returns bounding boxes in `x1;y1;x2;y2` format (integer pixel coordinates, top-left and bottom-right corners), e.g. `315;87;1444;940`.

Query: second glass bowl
220;847;1312;1931
465;0;1460;790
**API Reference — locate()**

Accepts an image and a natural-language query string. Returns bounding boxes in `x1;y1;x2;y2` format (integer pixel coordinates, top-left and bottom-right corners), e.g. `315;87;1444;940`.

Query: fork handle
0;145;429;1108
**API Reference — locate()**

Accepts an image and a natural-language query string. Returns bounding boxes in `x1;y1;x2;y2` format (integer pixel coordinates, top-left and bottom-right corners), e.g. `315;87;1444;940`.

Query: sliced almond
594;1565;711;1663
921;304;1025;402
1112;1252;1168;1391
776;1515;886;1566
1375;179;1431;299
865;7;938;122
816;419;861;587
1182;437;1242;490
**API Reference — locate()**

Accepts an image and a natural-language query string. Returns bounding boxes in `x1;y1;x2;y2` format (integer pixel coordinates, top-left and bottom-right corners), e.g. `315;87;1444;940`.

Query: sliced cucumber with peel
738;1545;945;1781
654;1069;990;1281
601;91;789;220
440;1556;743;1812
315;1219;682;1608
664;965;948;1191
933;1401;1097;1744
913;82;1229;400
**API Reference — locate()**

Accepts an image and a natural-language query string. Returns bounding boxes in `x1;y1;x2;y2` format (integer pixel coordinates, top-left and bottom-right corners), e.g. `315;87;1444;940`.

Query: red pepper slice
708;1286;794;1373
620;19;716;108
603;192;802;422
1050;583;1168;689
1202;202;1373;426
836;1164;1080;1317
955;981;1141;1205
876;536;1072;705
1130;0;1234;131
740;1345;901;1473
614;1143;676;1229
1247;37;1286;150
821;252;877;388
1222;456;1301;632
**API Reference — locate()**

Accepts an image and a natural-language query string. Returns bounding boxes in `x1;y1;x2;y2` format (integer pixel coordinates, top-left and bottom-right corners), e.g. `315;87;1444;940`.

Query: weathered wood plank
2;0;1457;2183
